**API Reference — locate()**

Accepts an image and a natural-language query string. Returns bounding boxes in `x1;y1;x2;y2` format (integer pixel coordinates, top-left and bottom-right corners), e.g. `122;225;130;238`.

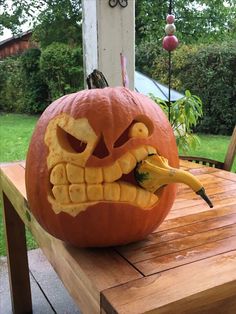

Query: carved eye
45;115;99;169
128;122;149;138
57;126;88;153
114;116;153;148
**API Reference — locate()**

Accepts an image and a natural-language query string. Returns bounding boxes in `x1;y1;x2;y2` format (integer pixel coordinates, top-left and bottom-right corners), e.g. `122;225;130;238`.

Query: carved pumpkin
25;87;179;247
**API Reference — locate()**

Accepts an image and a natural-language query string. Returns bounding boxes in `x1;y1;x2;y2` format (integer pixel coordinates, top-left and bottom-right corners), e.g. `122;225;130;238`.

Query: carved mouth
48;145;159;216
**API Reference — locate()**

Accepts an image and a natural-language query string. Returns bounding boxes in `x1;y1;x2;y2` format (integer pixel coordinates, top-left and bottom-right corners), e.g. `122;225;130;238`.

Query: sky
0;28;14;41
0;23;30;42
0;0;32;42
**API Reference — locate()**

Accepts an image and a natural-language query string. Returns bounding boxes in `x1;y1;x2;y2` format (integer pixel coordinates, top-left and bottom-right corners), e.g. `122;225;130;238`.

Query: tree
40;42;83;100
136;0;236;46
135;0;236;75
0;0;43;35
0;0;82;48
32;0;82;48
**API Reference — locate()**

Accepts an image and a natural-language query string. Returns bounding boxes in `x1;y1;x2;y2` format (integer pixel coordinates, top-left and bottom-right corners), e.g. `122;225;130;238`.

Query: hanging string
168;0;173;122
168;52;171;121
168;0;172;14
162;0;178;122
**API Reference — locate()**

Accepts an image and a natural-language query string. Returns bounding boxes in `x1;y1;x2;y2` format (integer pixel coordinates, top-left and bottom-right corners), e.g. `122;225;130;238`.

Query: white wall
82;0;135;89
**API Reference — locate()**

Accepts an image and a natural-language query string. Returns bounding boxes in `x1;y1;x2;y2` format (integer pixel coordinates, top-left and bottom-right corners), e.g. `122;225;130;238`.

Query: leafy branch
151;90;203;152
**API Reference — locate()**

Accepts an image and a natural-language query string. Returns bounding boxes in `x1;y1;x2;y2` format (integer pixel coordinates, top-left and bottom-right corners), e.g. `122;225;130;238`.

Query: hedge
40;42;83;101
20;48;49;113
0;57;24;112
0;43;83;114
152;40;236;135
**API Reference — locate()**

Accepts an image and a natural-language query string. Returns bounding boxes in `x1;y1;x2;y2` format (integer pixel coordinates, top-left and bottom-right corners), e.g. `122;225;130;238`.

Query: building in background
0;30;34;59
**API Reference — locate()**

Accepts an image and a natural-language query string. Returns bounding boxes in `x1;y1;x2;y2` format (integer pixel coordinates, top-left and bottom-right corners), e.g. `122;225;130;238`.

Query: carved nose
92;135;110;159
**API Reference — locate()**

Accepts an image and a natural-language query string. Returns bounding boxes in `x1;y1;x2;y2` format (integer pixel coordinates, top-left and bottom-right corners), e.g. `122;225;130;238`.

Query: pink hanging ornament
166;14;175;24
165;24;176;35
162;35;179;51
163;13;178;51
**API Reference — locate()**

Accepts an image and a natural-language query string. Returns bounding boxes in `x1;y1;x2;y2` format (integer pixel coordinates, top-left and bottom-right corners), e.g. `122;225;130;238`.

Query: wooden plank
168;191;236;220
101;250;236;314
0;164;26;198
176;178;236;197
1;192;32;314
184;172;222;181
178;173;228;190
117;212;236;251
163;171;236;221
213;170;236;182
0;164;142;314
172;188;236;211
188;167;219;175
0;160;25;167
173;189;235;210
158;204;236;232
135;235;236;275
186;294;236;314
179;160;205;169
175;175;230;201
117;223;236;264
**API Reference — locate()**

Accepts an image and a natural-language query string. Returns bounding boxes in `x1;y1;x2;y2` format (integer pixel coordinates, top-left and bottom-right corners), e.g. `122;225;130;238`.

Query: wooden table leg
2;192;32;314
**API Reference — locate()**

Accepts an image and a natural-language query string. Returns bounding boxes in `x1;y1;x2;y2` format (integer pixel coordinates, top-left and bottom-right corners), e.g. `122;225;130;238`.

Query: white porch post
82;0;135;89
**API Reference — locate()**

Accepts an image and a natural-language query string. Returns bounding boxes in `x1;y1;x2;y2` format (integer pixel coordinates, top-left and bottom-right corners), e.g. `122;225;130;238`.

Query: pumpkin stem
86;70;109;89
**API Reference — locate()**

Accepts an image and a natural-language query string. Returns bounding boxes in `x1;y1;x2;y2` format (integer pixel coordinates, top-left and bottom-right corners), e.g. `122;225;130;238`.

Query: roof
0;30;32;47
135;71;183;102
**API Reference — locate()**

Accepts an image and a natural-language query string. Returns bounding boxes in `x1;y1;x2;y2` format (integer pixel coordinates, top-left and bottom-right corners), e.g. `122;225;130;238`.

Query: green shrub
0;44;84;114
152;90;203;152
0;57;24;112
136;39;162;76
40;42;83;101
0;49;49;114
20;48;49;113
152;40;236;135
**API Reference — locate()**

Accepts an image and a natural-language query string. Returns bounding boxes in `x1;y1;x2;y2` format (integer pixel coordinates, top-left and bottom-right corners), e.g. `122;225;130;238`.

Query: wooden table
1;160;236;314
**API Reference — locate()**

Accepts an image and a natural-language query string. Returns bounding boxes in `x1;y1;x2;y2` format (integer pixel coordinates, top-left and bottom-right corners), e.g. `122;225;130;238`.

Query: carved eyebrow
57;115;98;144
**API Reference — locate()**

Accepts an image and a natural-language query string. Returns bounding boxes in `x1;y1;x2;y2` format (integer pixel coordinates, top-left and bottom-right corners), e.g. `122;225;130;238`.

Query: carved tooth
85;167;103;184
131;147;148;162
52;185;70;203
149;193;159;207
135;188;151;207
87;184;103;201
120;182;137;202
66;163;84;183
69;184;87;203
103;161;122;183
50;164;68;185
118;152;137;174
104;183;120;201
147;146;157;155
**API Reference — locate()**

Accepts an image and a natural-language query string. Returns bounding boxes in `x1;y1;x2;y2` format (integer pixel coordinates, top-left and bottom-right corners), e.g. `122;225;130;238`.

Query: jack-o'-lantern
25;87;180;247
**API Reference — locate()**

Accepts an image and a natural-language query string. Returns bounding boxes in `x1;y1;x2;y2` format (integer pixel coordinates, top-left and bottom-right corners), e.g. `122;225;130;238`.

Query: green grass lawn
179;134;236;172
0;113;235;256
0;113;39;162
0;113;39;256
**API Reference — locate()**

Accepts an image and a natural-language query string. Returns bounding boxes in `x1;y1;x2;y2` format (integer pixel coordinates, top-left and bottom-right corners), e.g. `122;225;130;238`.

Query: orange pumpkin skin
25;87;179;247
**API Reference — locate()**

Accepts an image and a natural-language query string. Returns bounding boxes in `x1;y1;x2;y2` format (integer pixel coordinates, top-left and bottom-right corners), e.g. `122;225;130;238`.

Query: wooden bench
1;160;236;314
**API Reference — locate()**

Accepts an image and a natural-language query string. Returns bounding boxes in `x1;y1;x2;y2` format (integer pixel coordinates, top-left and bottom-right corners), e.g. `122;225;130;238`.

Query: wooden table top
1;160;236;314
